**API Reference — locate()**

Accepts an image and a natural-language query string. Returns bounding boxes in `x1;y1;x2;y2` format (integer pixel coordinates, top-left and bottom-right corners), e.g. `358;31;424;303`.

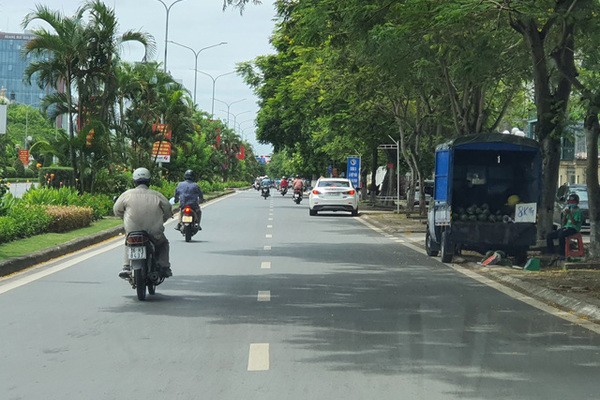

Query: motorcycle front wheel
134;269;146;301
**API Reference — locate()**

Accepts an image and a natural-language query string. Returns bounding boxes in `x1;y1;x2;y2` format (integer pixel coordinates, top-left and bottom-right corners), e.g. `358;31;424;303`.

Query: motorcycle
261;187;270;199
125;231;165;301
280;186;288;196
180;205;200;242
293;189;303;204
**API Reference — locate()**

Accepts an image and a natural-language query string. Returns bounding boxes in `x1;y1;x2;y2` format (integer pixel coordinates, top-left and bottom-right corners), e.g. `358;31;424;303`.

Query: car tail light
183;206;192;214
347;190;355;195
312;189;321;195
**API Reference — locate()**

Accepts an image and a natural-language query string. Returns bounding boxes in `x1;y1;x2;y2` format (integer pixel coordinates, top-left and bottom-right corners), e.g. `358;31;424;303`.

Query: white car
308;178;359;216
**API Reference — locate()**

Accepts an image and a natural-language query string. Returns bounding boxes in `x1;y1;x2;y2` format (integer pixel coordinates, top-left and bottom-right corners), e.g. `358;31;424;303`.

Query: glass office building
0;31;49;108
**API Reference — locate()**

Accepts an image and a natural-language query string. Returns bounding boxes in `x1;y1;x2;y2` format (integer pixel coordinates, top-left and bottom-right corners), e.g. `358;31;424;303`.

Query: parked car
308;178;359;216
554;184;590;232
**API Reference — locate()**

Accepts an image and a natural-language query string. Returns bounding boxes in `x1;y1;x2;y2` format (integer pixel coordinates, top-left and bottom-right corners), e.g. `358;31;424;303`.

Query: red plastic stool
565;233;585;257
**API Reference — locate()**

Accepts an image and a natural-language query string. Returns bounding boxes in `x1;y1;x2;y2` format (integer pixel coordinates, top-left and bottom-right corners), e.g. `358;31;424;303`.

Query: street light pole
169;40;227;104
194;70;236;117
156;0;185;72
232;110;252;131
214;98;246;127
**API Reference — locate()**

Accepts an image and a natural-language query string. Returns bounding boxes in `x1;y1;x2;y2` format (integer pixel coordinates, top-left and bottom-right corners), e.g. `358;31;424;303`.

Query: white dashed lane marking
265;234;272;238
247;343;270;371
267;225;273;228
257;291;271;301
261;261;271;269
263;245;271;251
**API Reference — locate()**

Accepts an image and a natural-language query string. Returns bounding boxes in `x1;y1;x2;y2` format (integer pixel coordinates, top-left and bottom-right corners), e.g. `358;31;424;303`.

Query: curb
360;213;600;325
0;225;124;277
480;268;600;323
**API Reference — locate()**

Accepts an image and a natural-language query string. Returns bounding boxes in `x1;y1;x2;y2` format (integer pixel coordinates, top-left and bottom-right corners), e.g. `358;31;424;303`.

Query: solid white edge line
247;343;270;371
356;217;600;335
0;191;240;293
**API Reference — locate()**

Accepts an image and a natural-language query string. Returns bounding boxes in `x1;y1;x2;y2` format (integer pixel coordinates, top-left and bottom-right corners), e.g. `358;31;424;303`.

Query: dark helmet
184;169;195;181
567;193;580;204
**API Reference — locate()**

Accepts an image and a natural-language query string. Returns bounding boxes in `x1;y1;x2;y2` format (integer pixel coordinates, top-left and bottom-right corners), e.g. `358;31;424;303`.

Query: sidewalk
360;209;600;324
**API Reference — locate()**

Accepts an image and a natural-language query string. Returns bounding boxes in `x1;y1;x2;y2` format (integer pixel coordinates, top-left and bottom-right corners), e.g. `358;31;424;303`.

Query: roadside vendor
545;193;583;259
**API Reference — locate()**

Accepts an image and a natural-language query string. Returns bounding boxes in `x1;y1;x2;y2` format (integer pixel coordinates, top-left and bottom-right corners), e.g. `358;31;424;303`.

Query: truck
425;133;542;264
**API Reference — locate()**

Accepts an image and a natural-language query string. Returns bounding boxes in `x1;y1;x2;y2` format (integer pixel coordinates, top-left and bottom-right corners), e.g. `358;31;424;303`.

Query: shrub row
46;206;93;233
20;187;112;220
0;204;53;244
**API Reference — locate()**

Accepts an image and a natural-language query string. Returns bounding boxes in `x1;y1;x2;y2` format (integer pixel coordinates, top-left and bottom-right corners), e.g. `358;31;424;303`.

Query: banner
152;123;172;140
346;156;361;188
0;104;6;134
18;149;29;166
152;141;171;163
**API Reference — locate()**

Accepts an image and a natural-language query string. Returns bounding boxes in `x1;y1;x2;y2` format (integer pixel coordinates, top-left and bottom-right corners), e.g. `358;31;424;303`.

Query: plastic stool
565;233;584;257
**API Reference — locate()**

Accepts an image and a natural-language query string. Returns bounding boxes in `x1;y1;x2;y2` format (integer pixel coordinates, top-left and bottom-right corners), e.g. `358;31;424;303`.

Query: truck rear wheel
440;231;454;263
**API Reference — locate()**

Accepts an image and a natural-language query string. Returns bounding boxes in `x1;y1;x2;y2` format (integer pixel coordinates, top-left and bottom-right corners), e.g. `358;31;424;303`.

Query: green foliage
0;204;53;243
198;180;213;193
21;187;112;220
93;168;132;195
0;193;18;217
150;180;178;200
74;192;114;220
39;167;75;188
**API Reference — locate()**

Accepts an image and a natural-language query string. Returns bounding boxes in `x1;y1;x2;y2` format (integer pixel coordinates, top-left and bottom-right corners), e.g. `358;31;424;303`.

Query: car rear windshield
572;190;588;201
318;180;350;188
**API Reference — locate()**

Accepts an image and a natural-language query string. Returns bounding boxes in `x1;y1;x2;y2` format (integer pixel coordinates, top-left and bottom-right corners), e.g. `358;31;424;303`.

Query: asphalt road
1;189;600;400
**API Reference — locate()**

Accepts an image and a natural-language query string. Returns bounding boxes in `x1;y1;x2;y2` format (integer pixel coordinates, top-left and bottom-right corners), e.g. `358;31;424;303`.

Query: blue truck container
426;133;542;263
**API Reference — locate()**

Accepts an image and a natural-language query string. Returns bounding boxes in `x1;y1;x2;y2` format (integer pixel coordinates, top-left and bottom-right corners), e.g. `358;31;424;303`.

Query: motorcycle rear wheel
134;269;146;301
184;225;192;242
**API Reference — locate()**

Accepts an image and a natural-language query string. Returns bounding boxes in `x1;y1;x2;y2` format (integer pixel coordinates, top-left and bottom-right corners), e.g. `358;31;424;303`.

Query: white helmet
133;167;151;184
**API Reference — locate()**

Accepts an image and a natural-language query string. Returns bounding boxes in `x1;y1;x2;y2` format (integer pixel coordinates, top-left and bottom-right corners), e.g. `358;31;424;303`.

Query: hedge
46;205;93;233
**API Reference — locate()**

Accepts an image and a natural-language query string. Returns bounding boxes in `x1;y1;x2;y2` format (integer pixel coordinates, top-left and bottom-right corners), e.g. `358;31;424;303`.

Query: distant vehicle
308;178;359;216
554;184;590;232
413;190;432;206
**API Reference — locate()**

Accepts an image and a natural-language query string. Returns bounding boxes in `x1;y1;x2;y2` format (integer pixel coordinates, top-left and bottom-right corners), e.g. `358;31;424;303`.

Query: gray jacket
113;185;172;238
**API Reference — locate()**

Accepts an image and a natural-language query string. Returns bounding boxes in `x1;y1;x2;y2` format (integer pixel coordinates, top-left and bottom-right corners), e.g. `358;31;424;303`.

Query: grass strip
0;217;123;260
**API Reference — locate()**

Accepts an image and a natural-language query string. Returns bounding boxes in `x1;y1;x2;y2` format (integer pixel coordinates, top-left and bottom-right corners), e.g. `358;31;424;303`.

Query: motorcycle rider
280;176;289;192
174;169;204;231
292;175;304;196
260;175;272;196
114;167;173;279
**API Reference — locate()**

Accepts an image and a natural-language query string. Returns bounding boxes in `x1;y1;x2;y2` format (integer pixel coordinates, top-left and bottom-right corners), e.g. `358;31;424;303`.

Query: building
527;119;598;186
0;31;49;107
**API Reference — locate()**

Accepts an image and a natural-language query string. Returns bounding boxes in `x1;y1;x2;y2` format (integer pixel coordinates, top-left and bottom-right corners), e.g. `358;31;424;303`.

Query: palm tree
22;6;87;187
23;1;156;191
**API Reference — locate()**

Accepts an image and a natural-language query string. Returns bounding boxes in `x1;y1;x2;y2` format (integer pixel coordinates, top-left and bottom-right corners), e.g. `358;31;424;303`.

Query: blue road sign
346;156;361;188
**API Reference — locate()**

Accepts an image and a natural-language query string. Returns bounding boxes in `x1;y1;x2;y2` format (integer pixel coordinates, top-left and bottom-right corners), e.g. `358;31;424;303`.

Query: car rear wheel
309;209;317;216
351;208;358;216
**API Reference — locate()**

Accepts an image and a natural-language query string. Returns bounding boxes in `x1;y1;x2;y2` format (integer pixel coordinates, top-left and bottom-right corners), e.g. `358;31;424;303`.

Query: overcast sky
1;0;277;155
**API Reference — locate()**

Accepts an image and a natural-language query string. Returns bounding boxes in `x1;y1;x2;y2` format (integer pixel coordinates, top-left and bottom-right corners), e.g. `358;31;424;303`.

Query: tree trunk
585;110;600;259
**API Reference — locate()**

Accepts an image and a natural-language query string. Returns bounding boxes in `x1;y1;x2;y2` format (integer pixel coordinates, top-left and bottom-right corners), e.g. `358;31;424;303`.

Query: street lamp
169;40;227;104
156;0;185;72
232;110;252;131
214;98;246;127
194;69;236;117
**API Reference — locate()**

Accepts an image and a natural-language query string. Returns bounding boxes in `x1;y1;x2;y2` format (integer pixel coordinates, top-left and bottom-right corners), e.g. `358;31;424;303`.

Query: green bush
0;193;18;217
224;181;250;188
198;181;212;193
75;192;113;219
5;167;16;178
0;216;18;244
39;166;75;188
93;168;132;195
22;186;79;205
4;203;52;242
46;205;93;233
150;180;177;200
